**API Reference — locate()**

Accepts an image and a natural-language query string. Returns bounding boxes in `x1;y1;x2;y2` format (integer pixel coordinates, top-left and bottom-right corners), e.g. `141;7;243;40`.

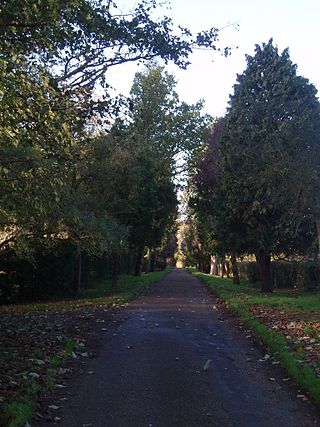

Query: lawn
189;268;320;406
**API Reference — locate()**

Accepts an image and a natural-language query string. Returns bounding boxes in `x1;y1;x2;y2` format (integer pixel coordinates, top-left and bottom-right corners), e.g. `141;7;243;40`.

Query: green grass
5;401;33;427
188;268;320;406
63;337;76;355
0;268;172;314
79;269;172;301
189;269;320;313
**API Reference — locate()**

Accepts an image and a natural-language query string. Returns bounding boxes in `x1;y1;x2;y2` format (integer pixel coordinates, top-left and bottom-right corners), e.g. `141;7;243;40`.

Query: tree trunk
220;256;226;278
255;251;272;293
213;255;219;275
144;248;151;273
150;250;156;272
210;255;215;275
226;259;231;278
134;248;144;276
316;218;320;259
231;252;240;285
73;245;82;296
111;253;119;288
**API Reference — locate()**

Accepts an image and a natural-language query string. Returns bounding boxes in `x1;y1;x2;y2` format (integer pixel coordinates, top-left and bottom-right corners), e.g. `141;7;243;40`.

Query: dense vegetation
1;5;320;422
187;40;320;293
0;0;222;302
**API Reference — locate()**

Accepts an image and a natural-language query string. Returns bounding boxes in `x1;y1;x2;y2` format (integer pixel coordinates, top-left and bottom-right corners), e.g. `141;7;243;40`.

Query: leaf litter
0;301;122;423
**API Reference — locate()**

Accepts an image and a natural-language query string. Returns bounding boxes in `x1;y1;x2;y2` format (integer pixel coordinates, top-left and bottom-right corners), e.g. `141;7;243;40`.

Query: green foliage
0;241;76;303
296;262;320;292
238;260;320;291
121;64;210;268
188;40;320;292
0;0;226;87
238;262;260;283
63;338;76;355
272;261;298;289
130;65;210;163
178;219;211;271
0;0;223;291
219;40;320;258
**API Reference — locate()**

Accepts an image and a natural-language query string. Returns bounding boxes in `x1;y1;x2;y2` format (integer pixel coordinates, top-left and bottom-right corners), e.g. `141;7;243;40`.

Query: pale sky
106;0;320;117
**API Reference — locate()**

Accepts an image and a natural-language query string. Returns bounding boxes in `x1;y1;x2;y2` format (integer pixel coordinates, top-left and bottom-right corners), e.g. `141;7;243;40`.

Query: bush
296;261;320;292
272;261;298;289
238;260;320;292
238;262;259;282
0;241;76;303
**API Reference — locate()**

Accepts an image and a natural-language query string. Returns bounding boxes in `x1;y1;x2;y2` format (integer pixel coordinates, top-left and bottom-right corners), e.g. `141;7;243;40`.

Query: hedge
238;260;320;291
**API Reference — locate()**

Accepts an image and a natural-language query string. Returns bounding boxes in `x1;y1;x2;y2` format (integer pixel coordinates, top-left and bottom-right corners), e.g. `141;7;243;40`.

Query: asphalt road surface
43;269;319;427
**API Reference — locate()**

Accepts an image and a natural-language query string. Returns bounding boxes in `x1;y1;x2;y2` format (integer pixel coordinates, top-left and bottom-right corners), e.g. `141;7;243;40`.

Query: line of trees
188;39;320;292
0;0;219;300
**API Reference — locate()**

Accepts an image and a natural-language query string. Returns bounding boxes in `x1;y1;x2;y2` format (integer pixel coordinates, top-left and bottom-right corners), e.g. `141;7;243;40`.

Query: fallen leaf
203;359;212;371
48;404;60;410
297;394;308;401
29;372;40;379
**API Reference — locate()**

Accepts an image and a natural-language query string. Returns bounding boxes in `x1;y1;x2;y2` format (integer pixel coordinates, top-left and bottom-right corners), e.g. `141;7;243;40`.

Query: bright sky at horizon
106;0;320;117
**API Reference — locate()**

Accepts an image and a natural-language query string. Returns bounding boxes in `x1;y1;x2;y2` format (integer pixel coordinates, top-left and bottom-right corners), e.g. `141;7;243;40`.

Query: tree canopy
188;40;320;291
0;0;225;268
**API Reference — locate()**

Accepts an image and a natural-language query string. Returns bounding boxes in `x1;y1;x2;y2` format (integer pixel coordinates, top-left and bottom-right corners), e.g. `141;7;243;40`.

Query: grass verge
0;268;172;315
188;268;320;406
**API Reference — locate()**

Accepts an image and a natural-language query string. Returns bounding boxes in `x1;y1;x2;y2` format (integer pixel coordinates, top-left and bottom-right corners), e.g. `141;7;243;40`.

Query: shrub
0;241;76;303
272;261;298;289
238;260;320;292
238;262;259;282
296;261;320;292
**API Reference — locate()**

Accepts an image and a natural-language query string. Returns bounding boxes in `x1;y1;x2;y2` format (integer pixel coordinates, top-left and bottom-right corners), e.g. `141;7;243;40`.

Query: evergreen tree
220;39;320;292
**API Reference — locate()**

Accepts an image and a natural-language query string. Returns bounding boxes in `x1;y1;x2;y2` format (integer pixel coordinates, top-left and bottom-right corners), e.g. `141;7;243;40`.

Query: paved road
45;269;319;427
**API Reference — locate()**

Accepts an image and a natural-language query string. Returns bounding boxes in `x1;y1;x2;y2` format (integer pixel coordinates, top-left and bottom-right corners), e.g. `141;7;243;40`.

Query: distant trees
117;65;210;276
189;40;320;292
